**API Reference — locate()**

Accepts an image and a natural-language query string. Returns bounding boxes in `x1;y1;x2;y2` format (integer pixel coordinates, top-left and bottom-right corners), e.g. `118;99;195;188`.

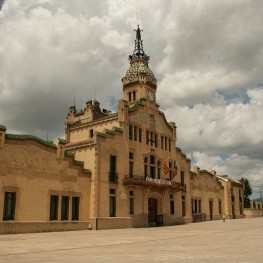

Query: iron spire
129;25;149;62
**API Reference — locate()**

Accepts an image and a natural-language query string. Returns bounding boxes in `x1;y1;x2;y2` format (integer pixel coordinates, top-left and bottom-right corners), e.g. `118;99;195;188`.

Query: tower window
133;91;136;101
128;92;132;102
89;129;94;138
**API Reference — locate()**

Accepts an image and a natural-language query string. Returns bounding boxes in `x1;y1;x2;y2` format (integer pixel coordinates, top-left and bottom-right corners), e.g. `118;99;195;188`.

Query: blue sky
0;0;263;197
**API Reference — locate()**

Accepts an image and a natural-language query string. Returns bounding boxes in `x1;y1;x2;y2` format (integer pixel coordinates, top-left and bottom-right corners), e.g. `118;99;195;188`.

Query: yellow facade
0;126;91;234
190;167;225;221
65;26;193;229
0;26;247;233
218;176;244;219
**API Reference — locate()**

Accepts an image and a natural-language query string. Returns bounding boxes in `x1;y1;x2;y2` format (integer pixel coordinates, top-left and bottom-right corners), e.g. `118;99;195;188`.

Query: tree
239;177;252;208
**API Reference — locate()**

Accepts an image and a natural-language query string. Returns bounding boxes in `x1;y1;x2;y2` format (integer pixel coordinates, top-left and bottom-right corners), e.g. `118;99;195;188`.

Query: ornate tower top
129;25;150;63
123;25;156;85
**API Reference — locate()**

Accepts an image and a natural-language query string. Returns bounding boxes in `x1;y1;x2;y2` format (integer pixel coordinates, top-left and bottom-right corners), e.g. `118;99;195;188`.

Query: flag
163;161;169;175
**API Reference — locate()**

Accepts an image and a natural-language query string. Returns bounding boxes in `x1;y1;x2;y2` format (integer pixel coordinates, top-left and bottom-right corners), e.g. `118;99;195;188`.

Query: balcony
109;172;118;183
123;175;186;191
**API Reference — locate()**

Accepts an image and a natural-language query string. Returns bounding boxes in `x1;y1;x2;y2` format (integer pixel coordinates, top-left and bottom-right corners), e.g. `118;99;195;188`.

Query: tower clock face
148;90;155;102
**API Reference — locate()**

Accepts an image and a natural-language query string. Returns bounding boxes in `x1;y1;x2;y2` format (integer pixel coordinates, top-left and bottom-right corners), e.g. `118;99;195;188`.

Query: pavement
0;217;262;263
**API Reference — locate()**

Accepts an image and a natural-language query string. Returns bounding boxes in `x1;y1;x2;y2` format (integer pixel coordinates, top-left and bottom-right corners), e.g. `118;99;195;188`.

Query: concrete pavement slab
0;217;262;263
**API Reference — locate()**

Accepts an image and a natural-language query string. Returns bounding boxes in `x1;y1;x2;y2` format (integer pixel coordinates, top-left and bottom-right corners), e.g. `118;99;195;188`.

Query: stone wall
0;221;91;234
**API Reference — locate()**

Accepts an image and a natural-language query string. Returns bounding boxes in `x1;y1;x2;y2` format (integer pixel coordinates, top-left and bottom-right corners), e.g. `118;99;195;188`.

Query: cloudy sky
0;0;263;197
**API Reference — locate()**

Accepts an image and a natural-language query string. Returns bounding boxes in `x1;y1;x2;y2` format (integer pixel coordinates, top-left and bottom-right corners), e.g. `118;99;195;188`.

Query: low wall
0;221;90;234
244;208;263;218
90;217;133;230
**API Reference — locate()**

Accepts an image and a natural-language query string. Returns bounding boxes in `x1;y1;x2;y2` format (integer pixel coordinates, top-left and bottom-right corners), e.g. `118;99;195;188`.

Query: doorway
148;198;157;226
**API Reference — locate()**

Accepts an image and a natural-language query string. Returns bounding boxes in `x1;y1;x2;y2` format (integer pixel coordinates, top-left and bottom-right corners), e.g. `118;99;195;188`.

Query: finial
129;25;149;62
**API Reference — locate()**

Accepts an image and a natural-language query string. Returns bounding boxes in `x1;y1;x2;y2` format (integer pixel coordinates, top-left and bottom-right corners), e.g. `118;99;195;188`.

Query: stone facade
217;175;244;219
190;167;225;221
0;26;249;233
244;200;263;218
64;26;193;229
0;125;91;234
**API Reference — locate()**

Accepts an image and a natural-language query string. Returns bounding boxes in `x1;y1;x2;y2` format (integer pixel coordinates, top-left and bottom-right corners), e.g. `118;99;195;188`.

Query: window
129;125;133;140
3;192;16;221
133;91;136;101
61;196;69;221
129;152;134;177
72;196;80;220
134;126;137;141
109;189;116;217
182;196;186;217
109;155;117;182
129;191;134;215
146;131;158;147
180;171;185;186
50;195;59;221
89;129;94;138
154;134;158;147
139;128;142;142
129;124;142;143
194;199;198;213
160;136;171;151
150;155;155;178
157;161;161;179
170;194;175;215
146;131;149;145
161;136;164;149
144;157;148;178
169;161;173;181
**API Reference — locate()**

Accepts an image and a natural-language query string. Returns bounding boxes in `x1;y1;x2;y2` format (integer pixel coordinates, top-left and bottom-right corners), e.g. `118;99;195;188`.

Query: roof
5;133;56;148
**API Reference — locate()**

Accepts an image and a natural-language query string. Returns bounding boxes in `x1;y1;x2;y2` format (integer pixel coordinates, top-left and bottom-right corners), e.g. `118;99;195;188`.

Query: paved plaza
0;217;262;263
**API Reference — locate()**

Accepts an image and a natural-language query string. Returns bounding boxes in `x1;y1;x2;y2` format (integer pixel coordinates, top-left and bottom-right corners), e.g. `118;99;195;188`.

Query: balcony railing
109;172;118;183
192;213;206;223
123;175;186;191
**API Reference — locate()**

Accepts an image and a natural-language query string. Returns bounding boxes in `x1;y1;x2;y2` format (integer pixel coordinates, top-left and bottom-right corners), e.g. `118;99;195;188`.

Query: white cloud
191;151;263;195
0;0;262;195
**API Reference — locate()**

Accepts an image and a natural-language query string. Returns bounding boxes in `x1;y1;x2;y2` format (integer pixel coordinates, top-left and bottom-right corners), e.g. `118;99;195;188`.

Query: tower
122;25;157;106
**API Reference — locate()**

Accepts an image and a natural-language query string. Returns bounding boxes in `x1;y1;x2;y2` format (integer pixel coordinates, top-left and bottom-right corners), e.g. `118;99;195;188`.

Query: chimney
193;166;200;177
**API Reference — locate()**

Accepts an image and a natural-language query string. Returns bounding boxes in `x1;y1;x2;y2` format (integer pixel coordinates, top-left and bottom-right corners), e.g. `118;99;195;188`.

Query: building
0;26;247;233
244;197;263;218
190;167;225;222
0;125;91;234
65;26;192;229
217;175;244;219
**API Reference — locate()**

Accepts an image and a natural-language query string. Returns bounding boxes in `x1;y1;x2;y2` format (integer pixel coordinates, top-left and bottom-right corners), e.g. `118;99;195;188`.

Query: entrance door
148;198;157;227
209;201;213;221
